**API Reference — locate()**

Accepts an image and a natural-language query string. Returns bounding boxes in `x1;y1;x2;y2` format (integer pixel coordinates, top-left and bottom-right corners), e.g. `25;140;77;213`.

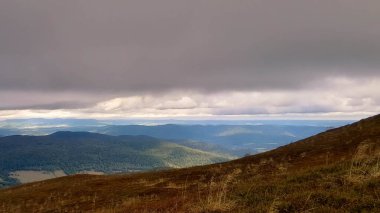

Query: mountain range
0;121;337;156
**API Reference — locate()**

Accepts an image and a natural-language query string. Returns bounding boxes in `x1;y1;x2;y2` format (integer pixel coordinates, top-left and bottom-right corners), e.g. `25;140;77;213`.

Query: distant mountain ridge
0;123;335;156
96;124;331;154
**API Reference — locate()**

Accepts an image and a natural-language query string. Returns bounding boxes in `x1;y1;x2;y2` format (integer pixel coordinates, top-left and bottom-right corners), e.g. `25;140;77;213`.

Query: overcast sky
1;0;379;120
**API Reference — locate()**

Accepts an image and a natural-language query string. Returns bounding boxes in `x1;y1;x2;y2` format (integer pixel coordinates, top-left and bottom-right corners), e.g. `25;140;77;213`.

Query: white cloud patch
0;77;378;120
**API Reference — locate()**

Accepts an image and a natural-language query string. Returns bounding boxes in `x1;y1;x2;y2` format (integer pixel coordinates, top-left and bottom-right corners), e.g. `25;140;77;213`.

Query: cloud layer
0;1;379;119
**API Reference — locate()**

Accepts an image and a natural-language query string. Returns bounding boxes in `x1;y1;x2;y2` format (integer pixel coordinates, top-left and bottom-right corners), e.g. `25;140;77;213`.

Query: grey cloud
0;0;379;94
0;101;89;110
0;90;110;110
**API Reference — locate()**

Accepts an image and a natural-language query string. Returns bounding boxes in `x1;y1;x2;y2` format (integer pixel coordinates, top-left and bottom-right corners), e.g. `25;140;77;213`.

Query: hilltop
0;114;379;212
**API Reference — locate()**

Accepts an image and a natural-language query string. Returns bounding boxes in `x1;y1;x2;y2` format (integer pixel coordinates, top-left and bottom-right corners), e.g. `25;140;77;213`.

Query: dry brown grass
191;168;241;212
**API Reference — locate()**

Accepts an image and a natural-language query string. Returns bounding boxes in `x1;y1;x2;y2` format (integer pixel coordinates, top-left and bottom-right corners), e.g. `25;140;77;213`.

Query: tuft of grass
193;168;241;212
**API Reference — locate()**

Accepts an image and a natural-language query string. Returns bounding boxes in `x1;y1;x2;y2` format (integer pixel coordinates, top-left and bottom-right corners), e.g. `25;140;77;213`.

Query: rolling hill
0;132;233;188
0;121;335;156
0;114;379;212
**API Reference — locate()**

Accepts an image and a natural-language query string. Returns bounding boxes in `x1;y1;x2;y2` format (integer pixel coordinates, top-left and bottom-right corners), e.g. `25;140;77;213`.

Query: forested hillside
0;132;233;188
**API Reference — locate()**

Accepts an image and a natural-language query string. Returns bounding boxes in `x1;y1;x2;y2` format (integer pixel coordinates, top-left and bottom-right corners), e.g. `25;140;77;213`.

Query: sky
0;0;379;120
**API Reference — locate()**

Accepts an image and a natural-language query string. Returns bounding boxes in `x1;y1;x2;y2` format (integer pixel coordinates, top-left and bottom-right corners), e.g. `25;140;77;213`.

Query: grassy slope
0;115;379;212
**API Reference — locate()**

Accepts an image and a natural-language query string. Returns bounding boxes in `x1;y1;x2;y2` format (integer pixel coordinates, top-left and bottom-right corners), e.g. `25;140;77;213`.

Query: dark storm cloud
1;0;379;93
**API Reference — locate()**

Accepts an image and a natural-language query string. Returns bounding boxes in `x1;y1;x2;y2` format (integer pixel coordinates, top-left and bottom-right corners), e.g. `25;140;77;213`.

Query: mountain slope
0;132;233;188
0;115;379;212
